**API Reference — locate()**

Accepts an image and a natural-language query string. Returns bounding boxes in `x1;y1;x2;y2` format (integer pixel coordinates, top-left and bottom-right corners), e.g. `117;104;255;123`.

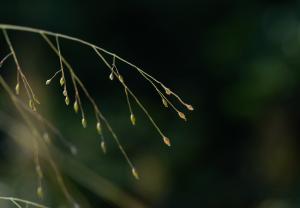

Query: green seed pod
60;77;65;86
65;96;70;105
15;83;20;95
130;114;136;125
81;118;87;128
73;101;79;113
96;122;101;134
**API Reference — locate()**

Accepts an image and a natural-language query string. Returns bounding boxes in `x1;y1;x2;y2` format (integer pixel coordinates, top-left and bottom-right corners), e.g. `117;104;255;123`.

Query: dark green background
1;0;300;207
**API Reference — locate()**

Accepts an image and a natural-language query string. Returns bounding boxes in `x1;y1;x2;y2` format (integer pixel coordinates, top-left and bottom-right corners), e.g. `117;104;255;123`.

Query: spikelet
96;122;102;134
118;75;124;83
15;83;20;95
131;168;139;180
81;118;87;128
130;114;136;125
73;101;79;113
36;165;43;179
109;72;114;80
60;77;65;86
65;96;70;105
63;89;67;97
178;111;187;121
70;146;78;155
163;136;171;147
162;98;168;108
29;99;36;111
165;87;172;95
37;186;43;198
45;79;51;85
101;141;106;154
43;133;51;144
186;104;194;111
73;203;80;208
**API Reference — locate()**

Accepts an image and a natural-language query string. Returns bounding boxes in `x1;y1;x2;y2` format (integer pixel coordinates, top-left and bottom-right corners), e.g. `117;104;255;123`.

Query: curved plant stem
0;24;193;111
0;196;49;208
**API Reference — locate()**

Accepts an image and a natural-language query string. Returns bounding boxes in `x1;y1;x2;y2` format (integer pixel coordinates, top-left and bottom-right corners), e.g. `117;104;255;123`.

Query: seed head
109;72;114;80
60;77;65;86
63;89;67;97
178;111;187;121
96;122;102;134
101;141;106;154
37;186;43;198
65;96;70;106
162;98;168;108
131;168;139;180
130;114;136;125
45;79;51;85
36;165;43;179
29;99;36;111
81;118;87;128
165;87;172;95
186;104;194;111
70;146;78;155
163;136;171;147
43;133;51;144
15;83;20;95
73;101;79;113
118;75;124;83
73;203;80;208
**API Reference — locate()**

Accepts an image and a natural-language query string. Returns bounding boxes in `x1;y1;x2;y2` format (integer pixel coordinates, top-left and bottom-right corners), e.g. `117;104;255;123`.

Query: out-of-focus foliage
1;0;300;207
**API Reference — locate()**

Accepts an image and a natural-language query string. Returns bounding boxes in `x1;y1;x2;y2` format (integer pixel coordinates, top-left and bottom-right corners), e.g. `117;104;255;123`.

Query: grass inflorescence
0;24;193;207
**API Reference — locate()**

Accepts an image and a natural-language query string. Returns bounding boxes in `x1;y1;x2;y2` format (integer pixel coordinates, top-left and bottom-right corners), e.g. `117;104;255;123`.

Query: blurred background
1;0;300;207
